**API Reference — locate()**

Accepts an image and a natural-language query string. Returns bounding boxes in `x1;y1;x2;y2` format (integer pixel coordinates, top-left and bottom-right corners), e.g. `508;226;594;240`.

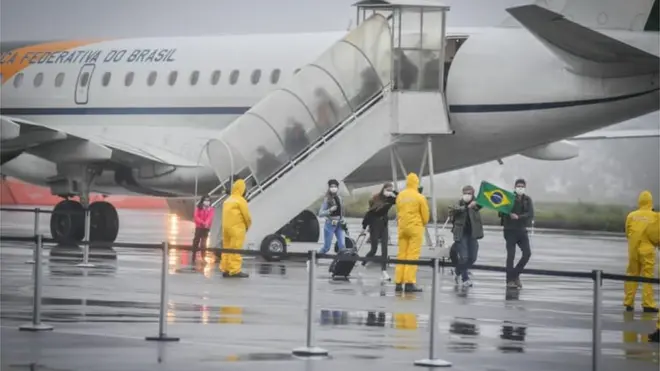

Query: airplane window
55;73;65;87
147;71;157;86
210;70;221;85
270;69;281;84
80;72;90;87
34;72;44;87
102;72;111;87
229;69;239;85
251;69;262;85
13;73;24;88
125;72;134;87
190;70;200;86
168;71;178;86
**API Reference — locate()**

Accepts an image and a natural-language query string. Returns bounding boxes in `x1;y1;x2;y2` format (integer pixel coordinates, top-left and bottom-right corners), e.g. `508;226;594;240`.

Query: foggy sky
2;0;659;205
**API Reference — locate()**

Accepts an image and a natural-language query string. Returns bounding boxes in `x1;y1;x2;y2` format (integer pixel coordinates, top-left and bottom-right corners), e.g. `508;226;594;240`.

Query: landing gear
50;200;85;244
50;199;119;244
89;201;119;242
277;210;320;243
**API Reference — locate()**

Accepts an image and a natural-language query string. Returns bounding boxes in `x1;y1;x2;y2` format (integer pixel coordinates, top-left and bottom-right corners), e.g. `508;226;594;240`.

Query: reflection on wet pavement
1;211;659;371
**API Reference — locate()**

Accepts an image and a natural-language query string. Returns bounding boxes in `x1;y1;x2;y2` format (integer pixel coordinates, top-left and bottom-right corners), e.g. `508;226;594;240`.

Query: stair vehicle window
147;71;157;86
13;73;23;88
125;72;134;87
211;70;221;85
251;69;261;85
80;72;90;87
229;69;239;85
55;73;65;87
190;70;200;86
102;72;111;87
270;69;281;84
33;72;44;87
168;71;178;86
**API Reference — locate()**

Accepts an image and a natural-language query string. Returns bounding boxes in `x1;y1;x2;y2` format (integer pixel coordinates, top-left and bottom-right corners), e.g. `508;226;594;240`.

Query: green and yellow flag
475;181;515;214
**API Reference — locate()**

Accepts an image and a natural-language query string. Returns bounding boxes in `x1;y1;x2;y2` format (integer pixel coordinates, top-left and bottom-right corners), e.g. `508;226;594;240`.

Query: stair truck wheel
50;200;85;244
260;234;287;262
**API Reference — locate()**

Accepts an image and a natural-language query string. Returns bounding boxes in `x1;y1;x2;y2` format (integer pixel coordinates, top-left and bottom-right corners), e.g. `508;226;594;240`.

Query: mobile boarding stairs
204;1;455;260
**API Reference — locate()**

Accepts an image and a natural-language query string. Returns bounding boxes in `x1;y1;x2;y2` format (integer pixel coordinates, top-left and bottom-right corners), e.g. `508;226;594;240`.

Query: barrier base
19;323;54;332
292;346;329;357
414;358;452;367
145;335;180;342
76;262;97;268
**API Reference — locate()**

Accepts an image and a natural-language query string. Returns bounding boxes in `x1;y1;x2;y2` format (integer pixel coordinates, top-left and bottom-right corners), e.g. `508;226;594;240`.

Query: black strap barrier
2;235;658;284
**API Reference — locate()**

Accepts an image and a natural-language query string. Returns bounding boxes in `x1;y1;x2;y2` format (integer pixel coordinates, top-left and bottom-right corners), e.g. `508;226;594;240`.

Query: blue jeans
455;233;479;281
319;220;345;254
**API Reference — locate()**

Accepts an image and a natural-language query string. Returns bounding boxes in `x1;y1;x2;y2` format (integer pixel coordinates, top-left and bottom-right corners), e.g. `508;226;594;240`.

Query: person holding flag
474;179;534;289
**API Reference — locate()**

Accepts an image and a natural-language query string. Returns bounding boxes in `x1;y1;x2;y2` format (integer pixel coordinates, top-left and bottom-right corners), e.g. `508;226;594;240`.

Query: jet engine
520;140;579;161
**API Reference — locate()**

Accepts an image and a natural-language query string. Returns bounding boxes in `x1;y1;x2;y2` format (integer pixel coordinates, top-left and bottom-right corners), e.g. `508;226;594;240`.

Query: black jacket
499;194;534;231
361;191;398;229
449;200;484;241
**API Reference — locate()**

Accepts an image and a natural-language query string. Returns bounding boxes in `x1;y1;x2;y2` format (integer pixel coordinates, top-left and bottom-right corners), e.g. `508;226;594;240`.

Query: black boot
642;307;659;313
395;284;403;292
231;272;249;278
404;283;422;292
624;305;634;312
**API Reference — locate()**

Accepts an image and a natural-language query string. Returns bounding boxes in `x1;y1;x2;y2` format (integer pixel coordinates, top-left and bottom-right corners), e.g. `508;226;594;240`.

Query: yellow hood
638;190;653;210
231;179;246;196
405;173;420;190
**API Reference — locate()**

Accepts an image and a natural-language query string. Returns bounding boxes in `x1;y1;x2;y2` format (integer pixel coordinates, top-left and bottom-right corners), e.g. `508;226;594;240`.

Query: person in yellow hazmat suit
394;173;430;293
220;179;252;278
623;190;658;312
643;210;659;342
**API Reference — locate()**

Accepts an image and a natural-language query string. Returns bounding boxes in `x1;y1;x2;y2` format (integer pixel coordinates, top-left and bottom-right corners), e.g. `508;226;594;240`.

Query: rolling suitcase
329;232;367;279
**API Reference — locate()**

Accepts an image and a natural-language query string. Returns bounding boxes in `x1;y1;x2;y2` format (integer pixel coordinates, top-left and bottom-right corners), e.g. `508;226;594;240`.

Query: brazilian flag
475;181;515;214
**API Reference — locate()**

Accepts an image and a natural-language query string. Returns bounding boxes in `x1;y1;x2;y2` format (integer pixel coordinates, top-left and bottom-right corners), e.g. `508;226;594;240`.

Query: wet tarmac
1;208;659;371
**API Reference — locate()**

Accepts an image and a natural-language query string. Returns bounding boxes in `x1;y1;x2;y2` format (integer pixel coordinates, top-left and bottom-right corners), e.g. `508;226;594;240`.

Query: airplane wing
506;4;660;78
572;129;660;140
0;115;200;167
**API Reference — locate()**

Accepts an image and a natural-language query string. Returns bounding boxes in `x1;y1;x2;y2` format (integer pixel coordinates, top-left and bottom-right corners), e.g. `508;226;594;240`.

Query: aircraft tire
50;200;85;244
90;201;119;243
260;234;287;262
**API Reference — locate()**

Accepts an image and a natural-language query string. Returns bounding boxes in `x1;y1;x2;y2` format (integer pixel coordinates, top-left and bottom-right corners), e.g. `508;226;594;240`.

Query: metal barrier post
415;258;451;367
292;250;329;357
592;270;602;371
76;208;96;268
19;235;53;332
146;242;180;342
25;208;41;264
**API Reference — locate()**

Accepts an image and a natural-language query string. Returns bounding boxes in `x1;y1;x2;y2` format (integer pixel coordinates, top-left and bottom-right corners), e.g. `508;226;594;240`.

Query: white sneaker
381;270;391;282
462;279;473;288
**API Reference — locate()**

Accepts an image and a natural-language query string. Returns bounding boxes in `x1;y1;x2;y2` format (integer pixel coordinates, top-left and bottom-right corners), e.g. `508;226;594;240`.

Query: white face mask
515;187;526;195
462;194;473;202
203;201;211;207
329;187;338;194
383;190;394;197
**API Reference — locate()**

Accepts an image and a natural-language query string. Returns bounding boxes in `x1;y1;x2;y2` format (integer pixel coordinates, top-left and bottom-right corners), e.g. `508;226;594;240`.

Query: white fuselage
1;26;658;196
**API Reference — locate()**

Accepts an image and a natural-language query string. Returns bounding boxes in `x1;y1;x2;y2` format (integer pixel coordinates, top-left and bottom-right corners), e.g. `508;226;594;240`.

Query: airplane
0;0;658;252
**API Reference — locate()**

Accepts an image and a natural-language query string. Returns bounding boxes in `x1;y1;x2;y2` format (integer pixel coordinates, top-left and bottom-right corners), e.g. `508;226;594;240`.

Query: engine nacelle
520;140;579;161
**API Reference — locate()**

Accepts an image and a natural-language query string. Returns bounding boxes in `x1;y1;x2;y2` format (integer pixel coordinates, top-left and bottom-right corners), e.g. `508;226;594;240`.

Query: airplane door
75;64;96;105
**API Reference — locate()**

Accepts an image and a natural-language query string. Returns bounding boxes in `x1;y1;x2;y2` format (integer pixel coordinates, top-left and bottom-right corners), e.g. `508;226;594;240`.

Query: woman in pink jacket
192;195;214;264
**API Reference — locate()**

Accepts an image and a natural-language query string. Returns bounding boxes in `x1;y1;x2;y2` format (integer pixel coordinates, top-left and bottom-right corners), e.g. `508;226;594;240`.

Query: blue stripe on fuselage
1;88;656;116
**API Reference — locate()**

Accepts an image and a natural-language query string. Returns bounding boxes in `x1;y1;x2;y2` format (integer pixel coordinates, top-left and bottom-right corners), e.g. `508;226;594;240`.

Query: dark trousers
363;219;388;271
504;229;531;282
192;227;210;263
